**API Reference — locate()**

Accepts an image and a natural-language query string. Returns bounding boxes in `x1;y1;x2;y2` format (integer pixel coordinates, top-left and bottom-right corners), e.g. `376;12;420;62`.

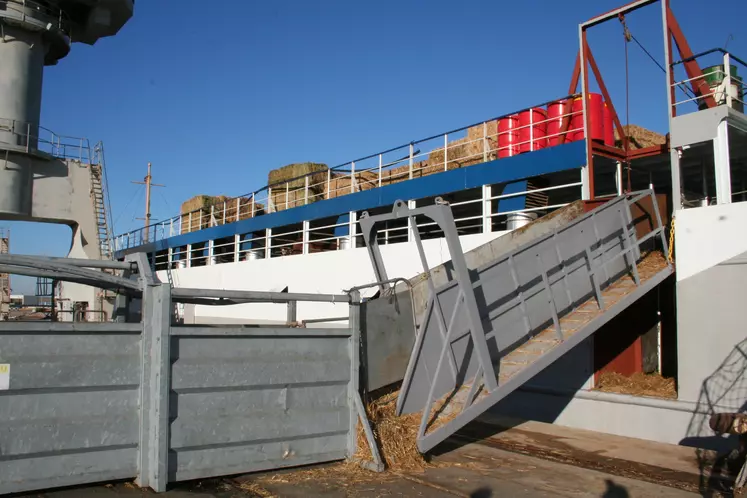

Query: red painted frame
569;0;714;199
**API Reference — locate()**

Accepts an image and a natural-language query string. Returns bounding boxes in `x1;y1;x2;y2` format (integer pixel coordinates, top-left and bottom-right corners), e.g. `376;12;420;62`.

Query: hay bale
467;120;498;142
428;137;486;170
615;125;667;150
180;194;228;215
268;162;328;190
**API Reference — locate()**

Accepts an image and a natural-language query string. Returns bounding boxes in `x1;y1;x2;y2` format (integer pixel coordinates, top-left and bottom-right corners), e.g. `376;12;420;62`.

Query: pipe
171;287;350;304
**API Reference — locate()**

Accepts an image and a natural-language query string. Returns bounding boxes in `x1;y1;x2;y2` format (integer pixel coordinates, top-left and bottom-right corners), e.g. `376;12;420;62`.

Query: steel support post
186;244;192;268
714;120;732;204
137;283;172;492
234;234;241;263
347;290;362;456
302;220;310;255
482;184;492;233
407;200;416;242
348;212;357;249
265;228;272;259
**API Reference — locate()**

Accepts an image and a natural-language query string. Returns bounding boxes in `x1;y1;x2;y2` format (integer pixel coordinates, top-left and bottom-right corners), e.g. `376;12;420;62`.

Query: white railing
671;50;746;114
146;179;584;270
115;95;587;251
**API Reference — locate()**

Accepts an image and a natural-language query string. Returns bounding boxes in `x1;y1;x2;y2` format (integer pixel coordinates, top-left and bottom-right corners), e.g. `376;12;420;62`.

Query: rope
620;15;632;192
668;216;676;263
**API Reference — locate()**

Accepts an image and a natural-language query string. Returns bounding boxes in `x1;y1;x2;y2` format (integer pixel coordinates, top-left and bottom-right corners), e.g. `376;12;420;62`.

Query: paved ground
19;442;704;498
17;417;740;497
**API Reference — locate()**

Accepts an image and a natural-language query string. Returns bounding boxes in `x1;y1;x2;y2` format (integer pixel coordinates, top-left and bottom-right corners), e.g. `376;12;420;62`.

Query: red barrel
497;114;520;158
546;99;571;146
603;102;615;146
571;93;604;142
518;108;548;153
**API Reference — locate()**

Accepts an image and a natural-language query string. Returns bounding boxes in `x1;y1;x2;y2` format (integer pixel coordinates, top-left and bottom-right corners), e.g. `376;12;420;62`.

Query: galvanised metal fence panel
0;263;376;494
167;326;354;482
397;195;639;416
361;289;417;392
0;322;143;495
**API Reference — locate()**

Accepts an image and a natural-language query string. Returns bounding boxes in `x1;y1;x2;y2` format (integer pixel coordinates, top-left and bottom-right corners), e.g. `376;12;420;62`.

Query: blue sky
5;0;746;293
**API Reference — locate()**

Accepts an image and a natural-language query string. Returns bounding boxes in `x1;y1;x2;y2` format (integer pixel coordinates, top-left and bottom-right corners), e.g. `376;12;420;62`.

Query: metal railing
0;117;94;163
146;178;583;270
0;0;71;35
671;50;746;114
115;95;587;251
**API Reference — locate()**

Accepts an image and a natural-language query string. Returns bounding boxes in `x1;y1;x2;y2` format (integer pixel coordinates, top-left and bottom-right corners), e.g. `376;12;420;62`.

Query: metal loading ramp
359;189;673;453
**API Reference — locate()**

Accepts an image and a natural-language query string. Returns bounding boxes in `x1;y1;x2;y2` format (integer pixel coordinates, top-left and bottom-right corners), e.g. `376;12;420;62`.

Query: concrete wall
674;202;747;435
158;231;506;324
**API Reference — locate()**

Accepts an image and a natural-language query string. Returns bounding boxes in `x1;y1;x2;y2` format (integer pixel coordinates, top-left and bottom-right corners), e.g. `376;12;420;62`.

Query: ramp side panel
362;290;417;392
398;196;638;415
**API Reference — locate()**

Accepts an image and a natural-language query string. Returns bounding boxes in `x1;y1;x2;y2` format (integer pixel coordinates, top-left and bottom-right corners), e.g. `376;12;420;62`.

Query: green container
703;64;739;86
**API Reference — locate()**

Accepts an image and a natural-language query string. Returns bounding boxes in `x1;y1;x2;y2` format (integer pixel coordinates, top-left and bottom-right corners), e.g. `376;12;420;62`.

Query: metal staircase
90;142;113;260
359;190;673;453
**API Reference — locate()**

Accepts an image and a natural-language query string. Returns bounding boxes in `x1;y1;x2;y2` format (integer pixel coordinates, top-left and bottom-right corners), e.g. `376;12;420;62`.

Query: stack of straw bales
180;195;264;234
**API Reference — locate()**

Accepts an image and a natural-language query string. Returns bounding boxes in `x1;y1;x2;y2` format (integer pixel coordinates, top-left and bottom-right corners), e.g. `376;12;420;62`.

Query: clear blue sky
5;0;746;293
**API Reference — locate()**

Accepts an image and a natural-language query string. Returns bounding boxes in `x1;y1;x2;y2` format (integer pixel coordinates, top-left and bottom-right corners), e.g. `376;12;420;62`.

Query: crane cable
620;14;633;192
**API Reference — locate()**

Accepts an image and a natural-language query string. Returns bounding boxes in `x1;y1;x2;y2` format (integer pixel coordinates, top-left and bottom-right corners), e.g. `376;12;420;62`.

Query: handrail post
251;193;256;217
724;52;733;108
483;121;488;162
327;168;332;199
409;143;414;180
235;197;240;222
378;154;382;188
267;187;273;213
350;161;356;193
285;181;290;210
222;201;226;225
304;175;309;205
443;134;448;172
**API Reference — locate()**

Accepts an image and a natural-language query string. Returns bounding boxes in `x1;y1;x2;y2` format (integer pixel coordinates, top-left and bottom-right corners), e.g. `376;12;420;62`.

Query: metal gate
0;254;381;495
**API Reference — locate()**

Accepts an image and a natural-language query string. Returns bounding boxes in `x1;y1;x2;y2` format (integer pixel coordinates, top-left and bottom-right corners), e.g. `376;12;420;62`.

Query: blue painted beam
115;141;586;257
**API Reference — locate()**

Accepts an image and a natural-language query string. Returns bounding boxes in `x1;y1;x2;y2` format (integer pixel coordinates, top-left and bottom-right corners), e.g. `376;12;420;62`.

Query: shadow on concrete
602;479;630;498
469;487;492;498
679;338;747;497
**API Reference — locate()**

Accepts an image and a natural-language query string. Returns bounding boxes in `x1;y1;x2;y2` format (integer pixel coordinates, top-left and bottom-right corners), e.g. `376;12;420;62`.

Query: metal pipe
171;287;350;304
0;254;135;270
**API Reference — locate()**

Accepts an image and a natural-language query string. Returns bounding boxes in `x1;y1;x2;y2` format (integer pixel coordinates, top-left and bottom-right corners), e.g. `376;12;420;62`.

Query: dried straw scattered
356;389;430;471
594;371;676;399
243;387;431;493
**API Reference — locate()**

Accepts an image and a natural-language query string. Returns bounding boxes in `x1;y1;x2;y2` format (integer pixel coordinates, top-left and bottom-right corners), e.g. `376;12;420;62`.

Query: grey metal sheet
1;449;138;495
362;289;417;391
168;332;353;481
171;435;349;482
0;324;143;495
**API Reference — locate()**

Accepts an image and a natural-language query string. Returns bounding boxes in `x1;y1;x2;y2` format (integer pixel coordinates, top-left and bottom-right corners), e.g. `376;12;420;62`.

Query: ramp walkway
359;189;673;453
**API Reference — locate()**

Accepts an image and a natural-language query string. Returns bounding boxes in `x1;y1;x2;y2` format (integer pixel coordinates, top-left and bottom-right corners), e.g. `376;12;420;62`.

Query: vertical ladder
0;229;9;321
90;143;113;260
